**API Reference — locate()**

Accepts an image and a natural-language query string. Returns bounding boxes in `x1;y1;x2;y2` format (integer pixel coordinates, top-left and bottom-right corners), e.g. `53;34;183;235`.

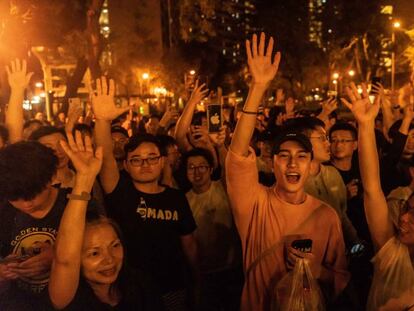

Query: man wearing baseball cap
225;33;349;310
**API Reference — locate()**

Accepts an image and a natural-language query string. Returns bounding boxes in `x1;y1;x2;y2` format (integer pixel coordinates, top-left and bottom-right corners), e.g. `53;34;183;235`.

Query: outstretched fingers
252;33;258;57
258;32;265;56
265;36;274;58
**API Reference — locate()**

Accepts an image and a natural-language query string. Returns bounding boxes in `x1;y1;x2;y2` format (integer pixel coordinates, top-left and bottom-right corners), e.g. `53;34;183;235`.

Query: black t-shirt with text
105;172;196;294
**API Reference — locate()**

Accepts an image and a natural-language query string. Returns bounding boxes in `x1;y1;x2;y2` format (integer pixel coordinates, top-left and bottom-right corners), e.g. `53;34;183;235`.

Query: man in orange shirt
226;32;350;310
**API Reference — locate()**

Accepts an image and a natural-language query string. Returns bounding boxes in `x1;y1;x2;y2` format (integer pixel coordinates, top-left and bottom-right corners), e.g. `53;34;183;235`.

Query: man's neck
29;187;59;219
274;186;307;205
331;157;352;171
192;180;212;194
309;160;322;176
133;180;164;194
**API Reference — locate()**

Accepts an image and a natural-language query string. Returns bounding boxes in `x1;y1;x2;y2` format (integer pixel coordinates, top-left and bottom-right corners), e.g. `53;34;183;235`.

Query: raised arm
342;83;394;250
49;132;103;309
5;59;33;143
174;81;209;152
92;77;129;193
230;33;281;157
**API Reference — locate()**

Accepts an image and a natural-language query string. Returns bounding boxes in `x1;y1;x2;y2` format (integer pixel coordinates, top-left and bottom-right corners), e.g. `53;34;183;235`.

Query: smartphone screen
207;104;222;133
370;77;381;95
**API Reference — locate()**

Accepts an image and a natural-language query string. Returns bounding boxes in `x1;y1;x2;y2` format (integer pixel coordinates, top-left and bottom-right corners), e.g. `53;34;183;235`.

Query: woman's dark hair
28;126;66;141
84;212;131;300
388;120;414;140
181;147;215;169
0;141;58;201
191;111;206;126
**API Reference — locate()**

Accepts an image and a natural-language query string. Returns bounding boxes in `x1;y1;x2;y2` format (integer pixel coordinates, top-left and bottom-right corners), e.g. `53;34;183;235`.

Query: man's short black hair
191;111;207;126
124;134;164;157
0;125;9;145
283;117;325;136
28;126;66;141
182;147;215;169
157;135;178;154
111;126;129;138
0;141;58;201
329;122;358;141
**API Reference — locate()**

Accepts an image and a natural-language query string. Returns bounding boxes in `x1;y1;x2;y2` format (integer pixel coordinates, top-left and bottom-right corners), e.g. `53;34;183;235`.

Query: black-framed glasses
330;139;355;144
128;156;161;167
187;165;210;174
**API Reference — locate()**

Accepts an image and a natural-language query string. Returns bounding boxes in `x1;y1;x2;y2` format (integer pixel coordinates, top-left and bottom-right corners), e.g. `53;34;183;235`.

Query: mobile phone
207;104;222;133
0;254;31;264
370;77;382;95
291;239;313;253
349;243;365;257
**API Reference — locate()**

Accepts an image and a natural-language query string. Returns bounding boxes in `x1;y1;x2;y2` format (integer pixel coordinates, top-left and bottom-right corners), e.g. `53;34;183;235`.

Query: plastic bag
272;258;325;311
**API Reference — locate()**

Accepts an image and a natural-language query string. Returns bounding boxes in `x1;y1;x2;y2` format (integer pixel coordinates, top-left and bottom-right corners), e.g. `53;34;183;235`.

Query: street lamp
332;72;340;80
391;20;401;91
142;73;149;80
348;70;355;77
189;69;196;76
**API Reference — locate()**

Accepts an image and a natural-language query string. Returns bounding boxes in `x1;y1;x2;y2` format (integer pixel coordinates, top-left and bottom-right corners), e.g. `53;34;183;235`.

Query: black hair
283;116;325;136
329;122;358;141
388;120;414;140
0;125;9;145
148;114;161;121
111;126;129;138
28;126;66;141
73;124;93;137
191;111;207;126
181;147;215;169
157;135;178;154
124;134;164;157
84;211;130;301
0;141;58;201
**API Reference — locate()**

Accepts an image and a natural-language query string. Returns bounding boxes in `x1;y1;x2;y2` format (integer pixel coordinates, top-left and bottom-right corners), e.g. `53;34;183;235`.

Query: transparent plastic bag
272;258;325;311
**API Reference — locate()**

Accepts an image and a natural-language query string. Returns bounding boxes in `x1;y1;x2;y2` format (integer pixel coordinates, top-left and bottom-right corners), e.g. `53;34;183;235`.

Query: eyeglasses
187;165;210;174
331;139;355;144
128;156;161;167
309;135;329;143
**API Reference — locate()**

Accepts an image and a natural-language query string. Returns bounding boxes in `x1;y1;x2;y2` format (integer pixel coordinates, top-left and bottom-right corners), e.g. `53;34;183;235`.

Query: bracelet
66;192;91;201
242;109;258;115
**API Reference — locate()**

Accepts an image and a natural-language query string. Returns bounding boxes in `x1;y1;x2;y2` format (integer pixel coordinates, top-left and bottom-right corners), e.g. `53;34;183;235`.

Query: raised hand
208;126;226;147
342;83;380;125
91;77;129;121
321;97;338;115
5;59;33;90
60;131;103;178
188;80;209;105
245;32;281;85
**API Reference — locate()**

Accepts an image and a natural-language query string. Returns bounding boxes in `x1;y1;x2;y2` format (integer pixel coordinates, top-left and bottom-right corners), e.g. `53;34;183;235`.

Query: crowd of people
0;32;414;310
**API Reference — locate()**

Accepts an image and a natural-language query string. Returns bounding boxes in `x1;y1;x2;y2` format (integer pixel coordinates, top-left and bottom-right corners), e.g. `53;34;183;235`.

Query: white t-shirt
186;181;239;273
368;237;414;311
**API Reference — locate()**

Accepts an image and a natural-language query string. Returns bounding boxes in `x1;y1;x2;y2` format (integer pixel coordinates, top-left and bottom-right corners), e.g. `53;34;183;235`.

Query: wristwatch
66;191;91;201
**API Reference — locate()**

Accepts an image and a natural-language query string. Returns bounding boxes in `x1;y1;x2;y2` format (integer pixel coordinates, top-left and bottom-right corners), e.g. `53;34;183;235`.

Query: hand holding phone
207;104;222;133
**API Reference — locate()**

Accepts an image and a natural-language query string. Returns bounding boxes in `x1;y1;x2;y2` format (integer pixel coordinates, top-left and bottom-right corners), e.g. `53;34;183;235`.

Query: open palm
91;77;129;121
246;33;281;85
6;59;33;90
342;83;379;124
60;131;103;177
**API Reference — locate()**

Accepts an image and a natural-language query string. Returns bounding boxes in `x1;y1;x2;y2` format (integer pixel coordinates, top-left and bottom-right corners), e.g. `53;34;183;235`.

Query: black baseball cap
272;131;313;158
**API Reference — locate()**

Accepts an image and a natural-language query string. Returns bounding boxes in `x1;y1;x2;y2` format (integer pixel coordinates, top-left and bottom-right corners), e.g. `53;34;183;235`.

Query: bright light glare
142;73;149;80
332;72;339;80
189;70;196;75
393;21;401;28
348;70;355;77
35;82;43;88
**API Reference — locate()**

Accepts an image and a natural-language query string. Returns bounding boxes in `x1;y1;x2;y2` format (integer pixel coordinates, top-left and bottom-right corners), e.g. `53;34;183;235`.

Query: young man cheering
226;32;350;310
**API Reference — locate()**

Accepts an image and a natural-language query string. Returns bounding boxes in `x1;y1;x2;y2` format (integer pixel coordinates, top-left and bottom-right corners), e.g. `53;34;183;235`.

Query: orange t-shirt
225;148;350;310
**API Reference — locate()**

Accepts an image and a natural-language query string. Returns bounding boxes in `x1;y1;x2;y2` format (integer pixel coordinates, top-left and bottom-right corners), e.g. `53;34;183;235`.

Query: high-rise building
308;0;326;49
